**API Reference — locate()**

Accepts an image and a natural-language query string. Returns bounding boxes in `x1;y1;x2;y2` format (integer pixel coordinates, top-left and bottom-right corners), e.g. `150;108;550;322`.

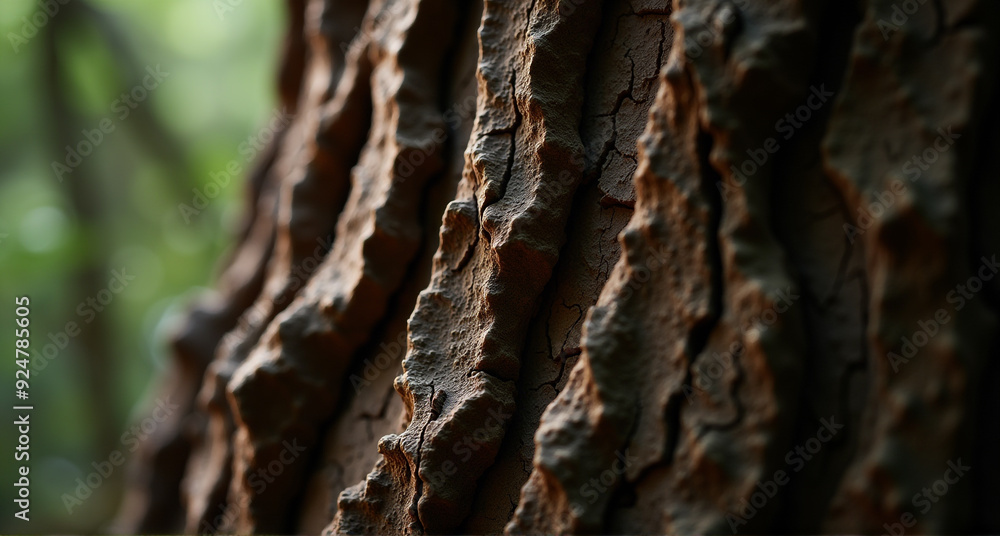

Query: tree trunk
116;0;1000;534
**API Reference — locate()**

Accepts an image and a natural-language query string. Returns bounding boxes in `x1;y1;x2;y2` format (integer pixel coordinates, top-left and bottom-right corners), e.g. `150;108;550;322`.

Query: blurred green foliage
0;0;283;531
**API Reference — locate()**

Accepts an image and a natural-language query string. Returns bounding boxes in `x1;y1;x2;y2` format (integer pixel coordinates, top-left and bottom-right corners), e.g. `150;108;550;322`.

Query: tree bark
116;0;1000;534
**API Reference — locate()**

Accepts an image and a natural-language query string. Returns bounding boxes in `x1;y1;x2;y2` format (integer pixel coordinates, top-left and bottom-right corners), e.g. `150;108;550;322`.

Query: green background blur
0;0;283;532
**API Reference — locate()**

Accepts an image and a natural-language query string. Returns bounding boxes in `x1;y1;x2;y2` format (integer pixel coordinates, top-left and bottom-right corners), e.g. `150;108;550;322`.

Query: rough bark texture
116;0;1000;534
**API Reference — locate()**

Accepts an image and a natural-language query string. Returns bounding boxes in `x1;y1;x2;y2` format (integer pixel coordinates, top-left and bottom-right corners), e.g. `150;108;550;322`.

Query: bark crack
411;384;435;535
